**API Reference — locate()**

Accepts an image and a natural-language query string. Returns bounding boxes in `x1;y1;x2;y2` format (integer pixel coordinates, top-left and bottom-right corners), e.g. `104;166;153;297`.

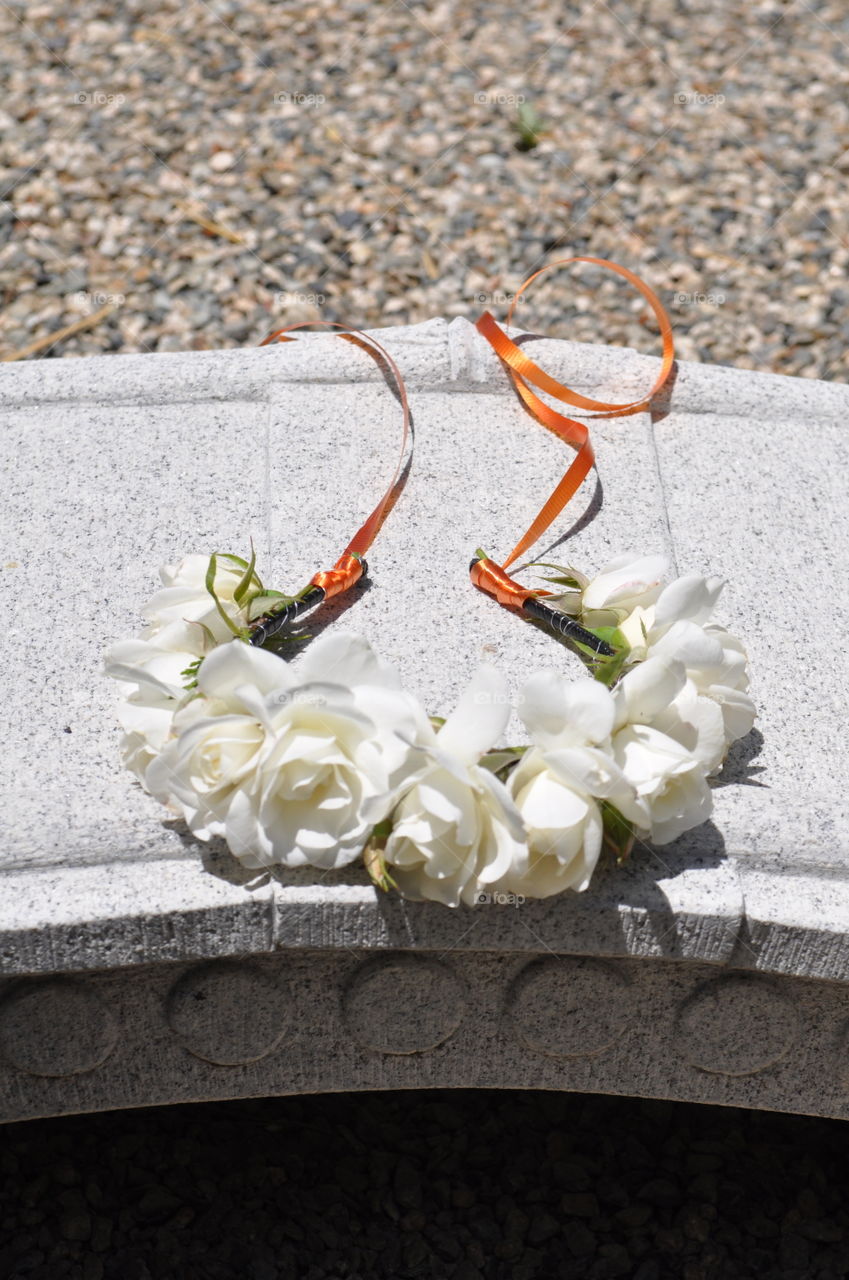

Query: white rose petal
704;682;757;747
651;682;727;776
104;632;203;784
613;655;687;727
701;625;750;691
617;605;653;658
115;697;175;784
650;619;727;672
517;670;616;748
653;574;725;629
581;552;670;625
105;637;197;700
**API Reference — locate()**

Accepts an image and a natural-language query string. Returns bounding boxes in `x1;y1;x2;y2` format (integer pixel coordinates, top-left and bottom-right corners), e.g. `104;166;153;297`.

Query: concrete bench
2;319;847;1123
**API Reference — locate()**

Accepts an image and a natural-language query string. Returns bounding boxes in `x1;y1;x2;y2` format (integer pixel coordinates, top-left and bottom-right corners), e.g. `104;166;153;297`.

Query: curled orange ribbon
249;322;410;644
471;257;674;642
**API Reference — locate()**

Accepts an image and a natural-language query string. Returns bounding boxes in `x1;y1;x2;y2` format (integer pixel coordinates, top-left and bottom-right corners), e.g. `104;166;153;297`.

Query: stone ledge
3;316;849;423
0;842;742;976
2;320;847;1120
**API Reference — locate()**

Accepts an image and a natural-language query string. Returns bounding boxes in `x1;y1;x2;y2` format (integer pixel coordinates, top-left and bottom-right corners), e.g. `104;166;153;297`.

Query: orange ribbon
469;557;535;608
472;256;675;607
311;552;365;601
260;321;411;600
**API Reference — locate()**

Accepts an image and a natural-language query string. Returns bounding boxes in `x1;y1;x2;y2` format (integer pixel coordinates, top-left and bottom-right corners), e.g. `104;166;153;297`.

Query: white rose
147;633;426;870
612;655;713;841
105;553;274;783
383;666;527;908
614;655;725;775
580;552;671;628
612;722;712;844
104;633;202;785
143;553;262;646
495;674;647;897
618;575;755;758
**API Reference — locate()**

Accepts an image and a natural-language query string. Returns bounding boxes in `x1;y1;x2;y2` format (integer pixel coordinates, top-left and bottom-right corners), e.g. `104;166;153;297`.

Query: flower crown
106;262;754;907
106;549;754;907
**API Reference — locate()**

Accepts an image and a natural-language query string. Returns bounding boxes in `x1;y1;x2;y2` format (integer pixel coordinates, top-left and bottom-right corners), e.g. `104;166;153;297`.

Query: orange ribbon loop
472;256;674;611
477;255;674;420
259;321;410;604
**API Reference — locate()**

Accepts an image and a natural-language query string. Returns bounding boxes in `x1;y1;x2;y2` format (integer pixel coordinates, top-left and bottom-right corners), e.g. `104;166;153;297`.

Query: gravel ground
2;1090;849;1280
1;0;848;377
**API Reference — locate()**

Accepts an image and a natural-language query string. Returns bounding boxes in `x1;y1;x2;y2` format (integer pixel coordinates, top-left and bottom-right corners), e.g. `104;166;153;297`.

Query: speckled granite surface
1;318;848;975
1;321;849;1123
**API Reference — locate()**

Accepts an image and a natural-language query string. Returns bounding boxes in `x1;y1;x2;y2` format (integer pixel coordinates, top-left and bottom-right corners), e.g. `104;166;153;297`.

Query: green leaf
247;591;296;622
180;656;203;690
601;802;636;865
519;561;589;584
539;576;584;589
232;540;259;605
513;101;544;151
205;554;244;638
587;627;630;687
363;826;397;893
479;748;526;778
214;552;251;571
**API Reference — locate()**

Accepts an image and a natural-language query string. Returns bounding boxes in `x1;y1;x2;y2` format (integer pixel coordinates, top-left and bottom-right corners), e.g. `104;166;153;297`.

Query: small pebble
561;1191;599;1218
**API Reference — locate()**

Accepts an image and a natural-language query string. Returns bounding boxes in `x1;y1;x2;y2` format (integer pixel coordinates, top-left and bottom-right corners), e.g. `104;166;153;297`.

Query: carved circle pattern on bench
674;973;801;1076
342;955;467;1055
506;957;633;1059
166;960;292;1066
0;978;117;1078
0;952;829;1125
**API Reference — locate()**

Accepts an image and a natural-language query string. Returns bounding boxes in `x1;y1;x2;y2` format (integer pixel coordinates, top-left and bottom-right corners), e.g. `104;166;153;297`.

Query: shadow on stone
180;826;371;893
355;819;730;959
287;571;375;647
168;667;732;964
540;472;605;556
650;358;680;422
713;727;766;789
159;824;269;889
177;805;729;963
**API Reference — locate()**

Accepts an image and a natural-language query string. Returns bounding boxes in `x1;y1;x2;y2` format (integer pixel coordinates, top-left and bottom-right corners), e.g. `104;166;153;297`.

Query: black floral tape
249;585;325;646
522;597;615;656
